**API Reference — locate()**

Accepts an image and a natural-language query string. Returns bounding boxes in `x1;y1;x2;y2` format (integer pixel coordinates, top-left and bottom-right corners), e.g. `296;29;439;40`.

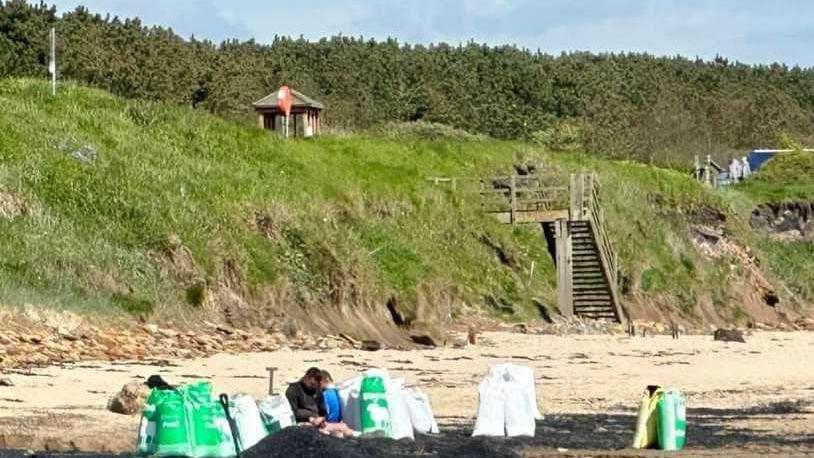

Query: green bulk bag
136;389;168;456
360;371;391;437
184;381;213;403
657;390;687;451
188;397;237;458
154;391;194;457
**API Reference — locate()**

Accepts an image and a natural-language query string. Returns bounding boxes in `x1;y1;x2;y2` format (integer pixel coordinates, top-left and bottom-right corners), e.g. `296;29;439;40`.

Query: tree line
3;0;814;164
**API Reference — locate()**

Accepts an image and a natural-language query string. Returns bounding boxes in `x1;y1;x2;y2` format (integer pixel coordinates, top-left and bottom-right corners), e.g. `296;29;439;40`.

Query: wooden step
571;272;605;283
574;285;610;297
574;296;612;302
572;250;598;256
574;307;616;313
574;306;616;312
572;279;608;287
573;259;601;266
573;274;605;280
574;305;614;310
572;254;602;262
573;262;602;268
574;292;613;303
574;310;616;317
572;241;597;247
572;267;604;274
574;303;613;310
572;241;594;246
574;297;613;307
573;264;602;271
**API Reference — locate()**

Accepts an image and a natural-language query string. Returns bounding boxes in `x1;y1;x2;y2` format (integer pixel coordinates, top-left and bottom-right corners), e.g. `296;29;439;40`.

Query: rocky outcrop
108;381;151;415
751;201;814;241
0;318;352;370
714;328;746;343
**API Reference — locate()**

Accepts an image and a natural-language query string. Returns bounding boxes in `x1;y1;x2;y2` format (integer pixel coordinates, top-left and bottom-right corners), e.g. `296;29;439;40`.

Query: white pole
49;27;56;96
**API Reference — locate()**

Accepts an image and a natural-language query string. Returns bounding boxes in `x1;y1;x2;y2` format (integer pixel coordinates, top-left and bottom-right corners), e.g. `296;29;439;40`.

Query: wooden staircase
552;173;625;322
564;220;619;320
428;172;626;323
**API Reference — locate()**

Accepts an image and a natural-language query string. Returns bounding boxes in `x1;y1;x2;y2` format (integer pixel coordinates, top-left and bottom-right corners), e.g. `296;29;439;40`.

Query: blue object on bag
323;387;342;423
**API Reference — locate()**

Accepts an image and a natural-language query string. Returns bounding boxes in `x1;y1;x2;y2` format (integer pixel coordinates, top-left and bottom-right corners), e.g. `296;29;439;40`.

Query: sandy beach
0;330;812;456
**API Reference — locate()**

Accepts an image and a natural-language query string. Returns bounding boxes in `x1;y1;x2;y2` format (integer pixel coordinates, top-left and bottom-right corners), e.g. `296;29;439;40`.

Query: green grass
0;78;556;323
0;78;810;326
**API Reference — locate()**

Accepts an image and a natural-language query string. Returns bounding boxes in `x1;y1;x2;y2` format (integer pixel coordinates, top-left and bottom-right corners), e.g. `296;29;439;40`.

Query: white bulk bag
258;394;296;430
338;376;363;431
490;364;542;420
385;378;414;440
230;394;267;450
403;388;439;435
503;378;536;437
472;376;506;437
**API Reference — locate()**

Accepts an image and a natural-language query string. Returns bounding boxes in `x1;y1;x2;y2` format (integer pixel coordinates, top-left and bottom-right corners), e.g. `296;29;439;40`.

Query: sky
47;0;814;67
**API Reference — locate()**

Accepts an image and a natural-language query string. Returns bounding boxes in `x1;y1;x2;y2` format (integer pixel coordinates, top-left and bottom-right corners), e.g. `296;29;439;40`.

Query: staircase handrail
582;173;626;322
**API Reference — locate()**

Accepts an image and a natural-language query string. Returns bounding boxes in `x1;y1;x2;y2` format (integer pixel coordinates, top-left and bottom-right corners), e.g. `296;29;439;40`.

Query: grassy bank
0;78;558;327
0;78;809;330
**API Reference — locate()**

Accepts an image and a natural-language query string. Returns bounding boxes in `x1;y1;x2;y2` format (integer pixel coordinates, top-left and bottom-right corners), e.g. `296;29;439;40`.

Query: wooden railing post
510;175;517;224
569;174;579;220
555;219;573;317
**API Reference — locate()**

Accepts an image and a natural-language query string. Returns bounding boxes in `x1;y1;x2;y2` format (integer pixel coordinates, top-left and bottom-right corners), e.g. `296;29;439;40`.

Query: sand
0;330;812;455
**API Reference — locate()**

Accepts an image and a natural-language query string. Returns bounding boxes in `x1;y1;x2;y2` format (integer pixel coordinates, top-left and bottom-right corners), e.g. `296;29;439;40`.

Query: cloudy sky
47;0;814;67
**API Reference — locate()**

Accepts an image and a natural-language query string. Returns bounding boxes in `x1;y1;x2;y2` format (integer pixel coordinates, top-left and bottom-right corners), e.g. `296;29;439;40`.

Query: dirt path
0;331;812;455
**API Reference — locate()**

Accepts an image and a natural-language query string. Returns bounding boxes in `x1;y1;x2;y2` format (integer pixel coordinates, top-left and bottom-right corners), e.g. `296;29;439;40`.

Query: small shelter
253;88;324;137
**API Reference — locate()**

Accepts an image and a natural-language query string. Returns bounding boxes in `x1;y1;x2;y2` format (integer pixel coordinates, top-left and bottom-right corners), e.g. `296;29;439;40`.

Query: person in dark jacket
286;367;326;424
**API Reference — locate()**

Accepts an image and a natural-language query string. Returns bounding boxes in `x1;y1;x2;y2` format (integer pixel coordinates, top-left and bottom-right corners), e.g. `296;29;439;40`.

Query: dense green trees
3;0;814;164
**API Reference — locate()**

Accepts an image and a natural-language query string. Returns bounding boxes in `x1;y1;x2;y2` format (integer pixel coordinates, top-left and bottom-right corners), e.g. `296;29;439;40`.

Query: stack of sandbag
136;381;237;458
136;381;295;457
632;386;686;451
472;364;541;438
338;369;440;440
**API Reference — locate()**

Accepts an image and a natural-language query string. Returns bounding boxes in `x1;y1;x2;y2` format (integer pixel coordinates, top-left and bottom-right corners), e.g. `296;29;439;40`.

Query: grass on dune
0;78;555;323
0;78;810;326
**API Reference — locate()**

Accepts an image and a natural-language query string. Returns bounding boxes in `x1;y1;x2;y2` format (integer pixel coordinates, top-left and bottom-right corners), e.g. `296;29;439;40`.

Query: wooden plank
569;174;578;220
555;219;573;318
509;175;517;224
490;209;569;224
